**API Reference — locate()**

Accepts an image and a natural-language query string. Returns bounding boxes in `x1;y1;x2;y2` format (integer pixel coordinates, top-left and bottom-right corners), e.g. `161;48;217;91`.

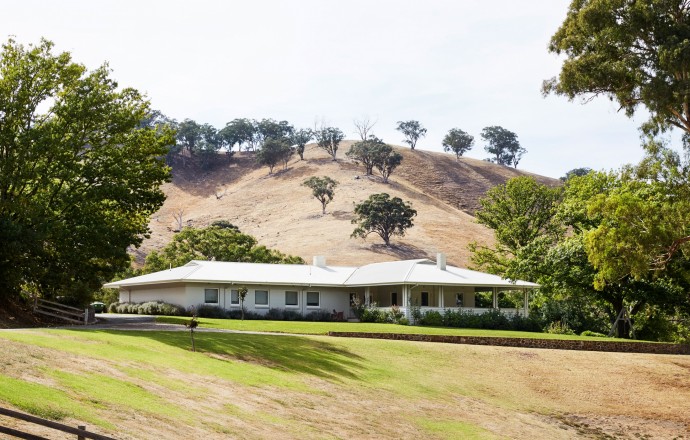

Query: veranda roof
104;258;538;289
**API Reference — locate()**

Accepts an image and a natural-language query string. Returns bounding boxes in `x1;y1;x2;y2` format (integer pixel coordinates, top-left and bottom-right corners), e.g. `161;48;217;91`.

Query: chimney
313;256;326;268
436;253;446;270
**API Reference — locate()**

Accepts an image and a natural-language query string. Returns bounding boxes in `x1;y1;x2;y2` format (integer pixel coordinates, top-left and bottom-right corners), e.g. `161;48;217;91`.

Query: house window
391;292;398;306
285;291;298;307
306;291;320;307
204;288;219;304
455;293;464;307
421;291;429;306
255;290;269;307
230;289;239;306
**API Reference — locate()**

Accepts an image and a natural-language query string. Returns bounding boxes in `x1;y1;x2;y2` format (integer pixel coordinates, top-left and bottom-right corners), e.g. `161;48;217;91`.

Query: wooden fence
0;406;116;439
33;298;95;325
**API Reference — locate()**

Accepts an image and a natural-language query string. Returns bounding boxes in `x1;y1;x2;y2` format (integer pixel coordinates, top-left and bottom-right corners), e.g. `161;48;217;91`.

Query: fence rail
0;406;116;440
32;298;94;325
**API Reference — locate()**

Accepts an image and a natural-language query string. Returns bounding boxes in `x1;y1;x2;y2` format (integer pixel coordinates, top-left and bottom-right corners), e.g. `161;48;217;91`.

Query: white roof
105;259;538;289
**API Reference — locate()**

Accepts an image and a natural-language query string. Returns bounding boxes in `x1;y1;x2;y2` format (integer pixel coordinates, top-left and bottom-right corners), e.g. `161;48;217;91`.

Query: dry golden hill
137;143;558;267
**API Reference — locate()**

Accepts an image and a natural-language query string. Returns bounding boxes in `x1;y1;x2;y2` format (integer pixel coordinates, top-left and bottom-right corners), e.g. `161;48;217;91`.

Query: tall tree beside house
0;38;173;304
480;126;526;168
351;193;417;246
442;128;474;159
544;0;690;136
143;225;304;273
396;120;427;150
302;176;338;214
314;126;345;160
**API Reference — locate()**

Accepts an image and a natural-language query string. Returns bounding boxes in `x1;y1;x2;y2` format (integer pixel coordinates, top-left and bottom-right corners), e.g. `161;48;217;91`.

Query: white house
104;254;538;319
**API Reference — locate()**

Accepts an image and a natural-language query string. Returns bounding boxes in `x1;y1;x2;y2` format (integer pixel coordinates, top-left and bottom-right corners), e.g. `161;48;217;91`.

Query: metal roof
104;259;538;289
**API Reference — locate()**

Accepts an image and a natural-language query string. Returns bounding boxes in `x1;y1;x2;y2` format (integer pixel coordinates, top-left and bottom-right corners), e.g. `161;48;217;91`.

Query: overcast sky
2;0;673;179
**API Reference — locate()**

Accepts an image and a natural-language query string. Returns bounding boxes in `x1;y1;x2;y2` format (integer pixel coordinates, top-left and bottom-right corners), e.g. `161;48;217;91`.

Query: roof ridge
180;264;204;280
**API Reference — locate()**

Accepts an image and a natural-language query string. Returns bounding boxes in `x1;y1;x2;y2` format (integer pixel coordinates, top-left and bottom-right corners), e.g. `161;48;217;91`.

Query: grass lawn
0;328;686;439
155;315;630;341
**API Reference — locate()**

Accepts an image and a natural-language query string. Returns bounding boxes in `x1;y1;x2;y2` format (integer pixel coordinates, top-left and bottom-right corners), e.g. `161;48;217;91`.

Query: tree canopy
0;38;173;304
291;128;313;160
351;193;416;246
480;126;526;167
442;128;474;159
544;0;690;135
302;176;338;214
314;126;345;160
143;225;304;273
256;138;293;174
396;120;427;150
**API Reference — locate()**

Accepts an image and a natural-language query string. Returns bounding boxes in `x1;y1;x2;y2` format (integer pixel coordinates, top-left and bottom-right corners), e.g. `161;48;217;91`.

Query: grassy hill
137;143;558;267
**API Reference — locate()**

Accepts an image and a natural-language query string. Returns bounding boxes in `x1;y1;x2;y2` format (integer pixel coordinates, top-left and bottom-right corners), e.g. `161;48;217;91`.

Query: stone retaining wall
327;332;690;355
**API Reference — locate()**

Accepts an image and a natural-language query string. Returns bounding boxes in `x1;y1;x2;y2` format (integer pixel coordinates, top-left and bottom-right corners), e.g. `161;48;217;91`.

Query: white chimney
313;256;326;268
436;253;446;270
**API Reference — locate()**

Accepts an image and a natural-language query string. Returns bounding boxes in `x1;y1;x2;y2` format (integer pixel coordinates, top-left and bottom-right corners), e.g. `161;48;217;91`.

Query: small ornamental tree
303;176;338;214
396;120;427;150
292;128;313;160
314;126;345;160
442;128;474;159
371;144;403;183
351;193;417;246
238;286;248;320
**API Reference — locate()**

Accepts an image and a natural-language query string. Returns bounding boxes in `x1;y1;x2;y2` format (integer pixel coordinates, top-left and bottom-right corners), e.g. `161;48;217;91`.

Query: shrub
304;310;333;322
580;330;607;338
419;310;443;326
265;308;285;320
193;305;227;319
398;317;410;326
546;320;575;335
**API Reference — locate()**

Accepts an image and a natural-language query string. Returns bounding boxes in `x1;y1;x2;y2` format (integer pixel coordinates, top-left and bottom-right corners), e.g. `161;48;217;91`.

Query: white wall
121;283;353;316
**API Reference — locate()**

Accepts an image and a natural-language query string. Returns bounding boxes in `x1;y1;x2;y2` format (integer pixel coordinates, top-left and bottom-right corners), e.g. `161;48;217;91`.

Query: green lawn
0;327;686;439
155;315;628;341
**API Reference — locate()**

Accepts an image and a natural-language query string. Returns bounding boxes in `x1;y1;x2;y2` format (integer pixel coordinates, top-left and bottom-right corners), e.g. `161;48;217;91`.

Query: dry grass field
137;143;558;267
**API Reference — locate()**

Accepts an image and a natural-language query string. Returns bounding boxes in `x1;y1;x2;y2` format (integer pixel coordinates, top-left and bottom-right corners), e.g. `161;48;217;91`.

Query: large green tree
0;38;173;303
442;128;474;159
302;176;338;214
351;193;416;246
480;126;526;167
143;224;304;273
256;138;293;174
544;0;690;135
291;128;313;160
396;120;427;150
314;126;345;160
371;144;403;184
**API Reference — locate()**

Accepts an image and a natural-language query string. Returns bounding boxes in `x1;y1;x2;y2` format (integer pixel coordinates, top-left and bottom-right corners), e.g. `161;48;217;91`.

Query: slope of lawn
0;328;687;439
155;316;632;341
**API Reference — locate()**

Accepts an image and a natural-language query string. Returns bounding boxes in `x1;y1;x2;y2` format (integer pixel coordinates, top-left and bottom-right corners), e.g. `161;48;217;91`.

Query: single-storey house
105;254;538;320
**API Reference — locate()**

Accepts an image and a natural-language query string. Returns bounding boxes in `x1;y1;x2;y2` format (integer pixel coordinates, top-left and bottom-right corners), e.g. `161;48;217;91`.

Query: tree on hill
292;128;313;160
372;144;403;184
351;193;417;246
143;225;304;273
314;126;345;160
396;120;427;150
0;38;173;304
353;116;377;141
544;0;690;136
176;119;202;156
442;128;474;159
561;167;593;181
220;118;256;152
346;136;386;175
256;138;293;174
302;176;338;214
481;126;526;168
256;119;294;147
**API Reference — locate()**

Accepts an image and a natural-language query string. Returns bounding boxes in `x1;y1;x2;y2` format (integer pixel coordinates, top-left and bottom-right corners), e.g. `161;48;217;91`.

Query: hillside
137;143;559;267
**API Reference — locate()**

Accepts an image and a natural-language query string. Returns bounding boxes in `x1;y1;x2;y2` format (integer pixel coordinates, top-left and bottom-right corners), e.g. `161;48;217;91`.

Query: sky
2;0;674;179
